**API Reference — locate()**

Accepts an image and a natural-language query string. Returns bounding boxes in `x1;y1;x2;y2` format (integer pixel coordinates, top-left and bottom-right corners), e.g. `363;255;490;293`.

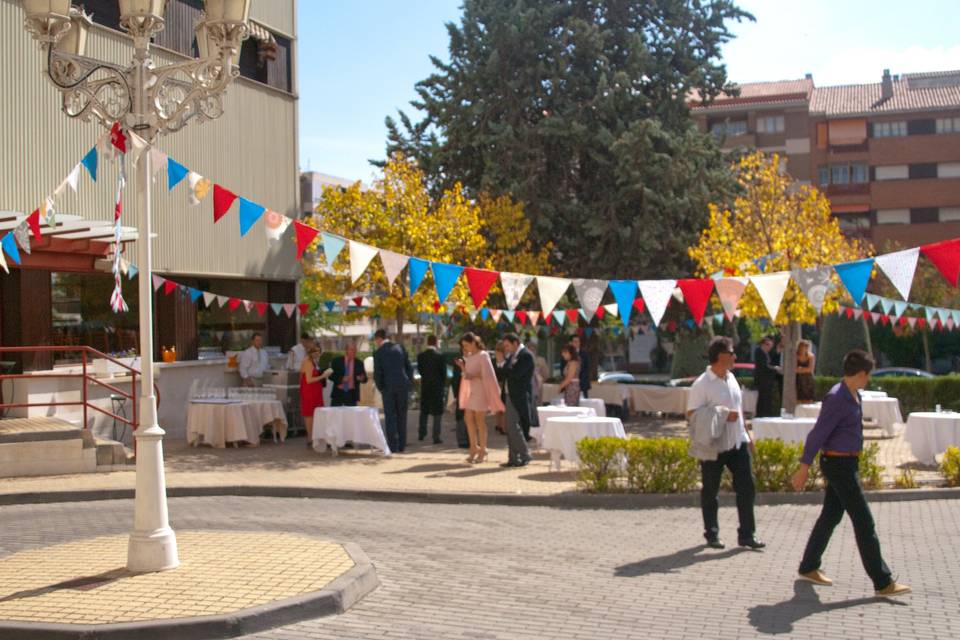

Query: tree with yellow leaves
689;151;870;411
301;153;551;335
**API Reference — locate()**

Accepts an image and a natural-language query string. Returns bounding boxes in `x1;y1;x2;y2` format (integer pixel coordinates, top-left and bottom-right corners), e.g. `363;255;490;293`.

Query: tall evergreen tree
384;0;751;278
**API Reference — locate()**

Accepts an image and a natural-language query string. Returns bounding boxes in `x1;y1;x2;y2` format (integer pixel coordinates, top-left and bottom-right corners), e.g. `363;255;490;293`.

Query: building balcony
826;183;871;196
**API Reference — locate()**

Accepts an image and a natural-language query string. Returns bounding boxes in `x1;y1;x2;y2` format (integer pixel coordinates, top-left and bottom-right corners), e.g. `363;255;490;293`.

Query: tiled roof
810;70;960;116
689;78;813;108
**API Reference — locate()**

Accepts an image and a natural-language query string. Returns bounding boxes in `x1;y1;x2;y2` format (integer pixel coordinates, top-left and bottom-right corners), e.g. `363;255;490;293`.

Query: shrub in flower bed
941;446;960;487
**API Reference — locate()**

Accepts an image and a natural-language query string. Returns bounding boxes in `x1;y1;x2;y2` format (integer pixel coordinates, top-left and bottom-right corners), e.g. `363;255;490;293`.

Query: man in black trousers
373;329;413;453
329;340;367;407
501;333;533;467
571;334;591;399
417;335;447;444
753;336;777;417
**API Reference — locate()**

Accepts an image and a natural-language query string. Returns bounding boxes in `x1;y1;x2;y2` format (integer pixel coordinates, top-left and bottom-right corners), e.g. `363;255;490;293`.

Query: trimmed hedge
942;446;960;487
575;437;885;493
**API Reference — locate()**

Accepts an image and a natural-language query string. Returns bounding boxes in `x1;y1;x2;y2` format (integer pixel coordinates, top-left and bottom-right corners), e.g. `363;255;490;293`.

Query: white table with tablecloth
627;385;689;415
750;417;818;444
796;396;904;436
541;383;627;411
312;406;391;456
533;405;597;446
904;412;960;464
187;399;286;448
541;415;626;470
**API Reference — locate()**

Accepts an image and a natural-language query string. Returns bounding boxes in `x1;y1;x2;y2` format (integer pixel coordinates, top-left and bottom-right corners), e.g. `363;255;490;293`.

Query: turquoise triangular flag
834;258;874;304
408;257;430;296
167;157;189;191
892;300;908;318
431;262;464;303
553;310;566;326
865;293;879;310
480;308;490;321
924;306;936;322
238;197;266;237
880;297;894;314
271;303;283;315
586;327;595;337
608;280;638;328
188;287;203;303
1;232;21;264
321;232;346;265
503;310;516;323
127;264;138;280
81;147;98;182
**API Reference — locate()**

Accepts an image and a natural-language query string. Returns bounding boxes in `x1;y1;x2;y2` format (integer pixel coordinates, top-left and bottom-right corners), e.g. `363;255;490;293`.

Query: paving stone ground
2;496;958;639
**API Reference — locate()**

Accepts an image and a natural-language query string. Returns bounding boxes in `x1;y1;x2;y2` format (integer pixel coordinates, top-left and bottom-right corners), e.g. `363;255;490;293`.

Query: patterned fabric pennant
283;303;296;317
379;250;409;287
792;266;833;314
202;291;216;306
188;172;212;206
572;279;607;322
500;272;534;310
637;280;676;327
152;274;165;291
13;222;31;254
216;295;229;308
263;211;292;241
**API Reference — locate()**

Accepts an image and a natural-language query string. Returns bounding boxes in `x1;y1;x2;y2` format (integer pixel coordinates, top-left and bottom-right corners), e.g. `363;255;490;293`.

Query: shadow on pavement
385;463;467;474
518;471;578;483
747;580;907;635
614;545;746;577
0;568;130;603
436;467;504;478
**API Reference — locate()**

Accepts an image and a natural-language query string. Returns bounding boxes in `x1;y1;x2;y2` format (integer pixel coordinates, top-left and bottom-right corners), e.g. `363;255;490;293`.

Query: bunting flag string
109;156;129;313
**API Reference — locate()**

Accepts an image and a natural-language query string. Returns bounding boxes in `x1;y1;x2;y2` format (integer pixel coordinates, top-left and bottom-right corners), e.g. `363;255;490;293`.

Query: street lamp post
20;0;251;572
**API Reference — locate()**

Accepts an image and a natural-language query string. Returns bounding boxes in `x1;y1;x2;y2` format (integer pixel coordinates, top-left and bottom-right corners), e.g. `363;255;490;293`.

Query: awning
246;21;276;45
831;204;870;214
0;211;139;243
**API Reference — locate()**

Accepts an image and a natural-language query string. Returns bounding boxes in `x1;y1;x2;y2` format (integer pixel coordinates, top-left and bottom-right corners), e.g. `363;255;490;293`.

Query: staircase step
94;438;135;466
0;417;83;444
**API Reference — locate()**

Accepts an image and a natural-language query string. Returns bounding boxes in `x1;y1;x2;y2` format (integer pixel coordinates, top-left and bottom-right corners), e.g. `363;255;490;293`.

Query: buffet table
750;417;817;444
312;406;391;456
904;412;960;464
541;416;626;470
186;399;286;448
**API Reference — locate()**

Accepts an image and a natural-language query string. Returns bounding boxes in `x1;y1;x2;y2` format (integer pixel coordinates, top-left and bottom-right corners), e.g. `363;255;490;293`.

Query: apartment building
0;0;300;368
691;69;960;250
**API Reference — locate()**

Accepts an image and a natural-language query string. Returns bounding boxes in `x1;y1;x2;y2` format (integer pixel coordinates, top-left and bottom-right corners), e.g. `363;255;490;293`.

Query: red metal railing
0;346;158;433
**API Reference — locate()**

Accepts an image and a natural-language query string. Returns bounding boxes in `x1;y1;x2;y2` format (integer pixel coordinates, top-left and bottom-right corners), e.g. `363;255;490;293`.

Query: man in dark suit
753;336;777;417
330;340;367;407
501;333;534;466
571;334;591;399
450;348;470;448
417;335;447;444
373;329;413;453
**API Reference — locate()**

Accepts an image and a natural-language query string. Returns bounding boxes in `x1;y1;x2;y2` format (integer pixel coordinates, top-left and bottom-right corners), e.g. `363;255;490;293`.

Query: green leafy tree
383;0;750;277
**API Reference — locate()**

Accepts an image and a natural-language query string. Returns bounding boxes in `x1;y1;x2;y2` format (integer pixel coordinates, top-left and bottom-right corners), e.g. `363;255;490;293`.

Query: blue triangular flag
1;232;22;264
127;264;138;280
321;232;346;265
271;303;284;315
167;157;189;191
608;280;638;328
188;287;203;303
480;308;490;321
324;301;337;312
408;257;430;296
586;327;595;337
238;197;266;237
81;147;98;182
685;319;696;329
834;258;875;304
431;262;464;303
503;310;516;323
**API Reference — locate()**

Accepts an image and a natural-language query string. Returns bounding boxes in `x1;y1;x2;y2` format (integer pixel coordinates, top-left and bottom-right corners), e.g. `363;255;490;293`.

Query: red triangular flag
921;237;960;287
227;297;242;311
162;280;177;295
595;307;606;320
550;324;559;335
544;312;553;326
255;302;268;317
918;318;927;329
293;221;319;260
352;296;364;307
566;309;580;324
109;122;127;153
213;184;238;222
516;310;528;325
633;298;646;314
899;317;908;327
298;303;310;316
845;308;854;319
432;300;442;313
463;267;500;309
677;278;715;326
881;314;890;326
27;209;42;238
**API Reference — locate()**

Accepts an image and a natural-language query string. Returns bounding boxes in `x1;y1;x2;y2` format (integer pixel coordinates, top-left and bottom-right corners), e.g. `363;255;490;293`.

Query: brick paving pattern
2;496;958;639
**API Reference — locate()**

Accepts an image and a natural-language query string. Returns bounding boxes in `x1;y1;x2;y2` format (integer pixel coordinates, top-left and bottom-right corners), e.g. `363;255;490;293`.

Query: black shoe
739;537;766;551
705;538;725;550
517;458;531;467
524;436;534;443
433;439;443;445
500;461;520;468
418;434;426;441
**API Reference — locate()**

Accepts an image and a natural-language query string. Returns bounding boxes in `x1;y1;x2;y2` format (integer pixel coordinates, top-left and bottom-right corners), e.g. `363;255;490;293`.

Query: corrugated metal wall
0;0;300;280
249;0;294;37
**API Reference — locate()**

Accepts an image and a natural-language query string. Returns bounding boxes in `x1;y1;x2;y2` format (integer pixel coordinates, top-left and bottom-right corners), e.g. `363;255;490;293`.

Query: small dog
267;418;287;443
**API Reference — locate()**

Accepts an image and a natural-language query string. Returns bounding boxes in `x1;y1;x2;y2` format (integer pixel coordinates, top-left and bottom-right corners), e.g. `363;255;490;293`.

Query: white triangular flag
348;240;379;283
128;131;149;167
216;295;229;307
379;249;409;287
187;172;212;206
64;164;81;194
637;280;677;327
528;311;541;326
536;276;571;317
468;309;478;321
490;309;503;322
202;291;216;306
263;210;292;241
149;148;167;177
715;277;748;321
0;245;7;274
603;303;619;317
791;267;833;314
875;248;919;301
572;279;607;322
243;300;253;313
750;272;791;321
500;272;534;310
284;303;296;318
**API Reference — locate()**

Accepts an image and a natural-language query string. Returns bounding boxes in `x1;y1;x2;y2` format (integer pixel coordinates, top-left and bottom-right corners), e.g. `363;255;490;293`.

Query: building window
876;209;910;225
821;163;868;186
51;273;140;361
710;120;747;137
910;208;939;224
940;207;960;222
872;121;907;137
836;214;870;233
818;166;830;187
757;115;785;133
851;163;869;183
909;163;938;180
936;117;960;134
830;165;849;185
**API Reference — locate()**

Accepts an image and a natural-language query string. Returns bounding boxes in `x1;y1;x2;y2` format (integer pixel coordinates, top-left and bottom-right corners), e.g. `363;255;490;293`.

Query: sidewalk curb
1;484;959;510
0;542;379;640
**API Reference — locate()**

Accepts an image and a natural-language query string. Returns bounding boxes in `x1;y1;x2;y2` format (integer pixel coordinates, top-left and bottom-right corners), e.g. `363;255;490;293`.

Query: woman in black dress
796;340;816;403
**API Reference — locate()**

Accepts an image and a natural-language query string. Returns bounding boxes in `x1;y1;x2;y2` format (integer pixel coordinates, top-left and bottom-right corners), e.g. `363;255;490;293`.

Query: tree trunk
780;321;801;414
395;306;404;339
922;328;932;372
814;315;827;375
861;314;874;361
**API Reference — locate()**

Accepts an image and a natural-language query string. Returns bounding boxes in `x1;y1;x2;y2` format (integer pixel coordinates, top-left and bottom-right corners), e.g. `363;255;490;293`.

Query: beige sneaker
876;582;911;597
798;569;833;586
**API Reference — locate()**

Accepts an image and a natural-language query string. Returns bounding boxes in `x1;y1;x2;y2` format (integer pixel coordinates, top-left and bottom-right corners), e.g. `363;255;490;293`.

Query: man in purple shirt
791;350;910;597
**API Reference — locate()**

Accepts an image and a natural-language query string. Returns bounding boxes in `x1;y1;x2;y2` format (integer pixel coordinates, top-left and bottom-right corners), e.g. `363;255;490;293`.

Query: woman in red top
300;346;332;446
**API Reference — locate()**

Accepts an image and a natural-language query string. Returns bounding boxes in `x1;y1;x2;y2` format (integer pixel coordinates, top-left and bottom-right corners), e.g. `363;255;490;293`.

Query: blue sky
297;0;960;182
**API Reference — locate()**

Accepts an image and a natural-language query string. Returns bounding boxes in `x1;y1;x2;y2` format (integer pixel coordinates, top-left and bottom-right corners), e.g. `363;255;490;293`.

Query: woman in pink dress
455;332;505;463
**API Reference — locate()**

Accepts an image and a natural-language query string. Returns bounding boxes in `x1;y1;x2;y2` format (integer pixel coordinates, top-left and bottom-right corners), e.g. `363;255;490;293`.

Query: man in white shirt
238;333;269;386
686;336;764;551
285;332;314;371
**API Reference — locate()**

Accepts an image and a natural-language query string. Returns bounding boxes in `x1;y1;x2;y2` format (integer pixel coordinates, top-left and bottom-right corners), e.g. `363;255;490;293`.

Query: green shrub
894;469;918;489
752;440;821;492
816;313;869;376
670;330;712;379
576;437;625;493
623;438;699;493
941;446;960;487
858;442;884;490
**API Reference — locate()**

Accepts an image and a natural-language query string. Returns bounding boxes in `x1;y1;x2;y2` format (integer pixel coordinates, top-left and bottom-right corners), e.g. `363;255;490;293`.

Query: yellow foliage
689;151;871;324
301;153;552;327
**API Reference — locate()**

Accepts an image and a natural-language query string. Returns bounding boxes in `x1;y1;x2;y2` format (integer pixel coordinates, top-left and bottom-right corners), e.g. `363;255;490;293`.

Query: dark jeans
700;442;756;542
799;456;893;590
505;397;531;464
419;410;442;442
382;389;408;453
